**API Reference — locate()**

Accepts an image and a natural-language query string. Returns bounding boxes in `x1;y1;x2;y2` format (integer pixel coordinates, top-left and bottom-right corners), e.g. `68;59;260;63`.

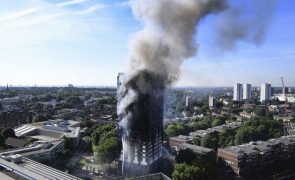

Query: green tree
82;118;95;129
174;147;218;180
91;124;114;145
34;114;50;122
211;118;225;127
91;124;118;167
0;134;5;147
201;133;219;150
175;149;196;164
95;136;118;167
254;107;266;116
1;128;16;140
219;127;235;147
172;163;202;180
190;118;212;131
234;118;283;145
192;136;201;146
165;123;190;138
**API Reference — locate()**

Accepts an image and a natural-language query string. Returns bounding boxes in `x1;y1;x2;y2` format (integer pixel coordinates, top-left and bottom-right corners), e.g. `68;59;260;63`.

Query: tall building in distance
233;83;242;101
243;84;252;100
117;72;125;91
185;96;189;107
260;83;272;102
209;96;215;108
68;84;74;88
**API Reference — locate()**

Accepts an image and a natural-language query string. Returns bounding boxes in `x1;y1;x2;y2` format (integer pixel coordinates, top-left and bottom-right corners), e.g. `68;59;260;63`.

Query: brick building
218;135;295;178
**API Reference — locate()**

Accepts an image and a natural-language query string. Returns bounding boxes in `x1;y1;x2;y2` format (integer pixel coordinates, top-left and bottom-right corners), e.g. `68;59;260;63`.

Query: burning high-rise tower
118;71;164;176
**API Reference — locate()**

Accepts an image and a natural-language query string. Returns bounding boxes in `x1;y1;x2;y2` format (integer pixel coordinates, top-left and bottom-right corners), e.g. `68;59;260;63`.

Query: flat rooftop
14;119;80;140
0;156;80;180
220;135;295;156
180;143;213;155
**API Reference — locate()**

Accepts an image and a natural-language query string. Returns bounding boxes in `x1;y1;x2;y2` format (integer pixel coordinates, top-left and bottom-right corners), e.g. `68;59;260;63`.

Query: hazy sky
0;0;294;87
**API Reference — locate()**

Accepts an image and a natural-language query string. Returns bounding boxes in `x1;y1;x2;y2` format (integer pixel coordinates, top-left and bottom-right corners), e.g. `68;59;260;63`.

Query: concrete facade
260;83;272;102
233;83;242;101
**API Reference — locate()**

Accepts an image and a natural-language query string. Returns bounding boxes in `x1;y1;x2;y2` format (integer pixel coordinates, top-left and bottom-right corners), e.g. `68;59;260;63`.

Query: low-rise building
0;155;81;180
0;109;33;128
1;140;64;162
273;112;295;122
218;135;295;178
168;135;192;149
14;119;81;148
239;111;255;119
179;143;214;158
189;122;242;138
0;119;83;179
5;137;27;149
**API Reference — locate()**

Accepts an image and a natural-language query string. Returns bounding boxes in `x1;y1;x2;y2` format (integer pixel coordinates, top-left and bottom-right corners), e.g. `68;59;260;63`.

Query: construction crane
281;77;288;113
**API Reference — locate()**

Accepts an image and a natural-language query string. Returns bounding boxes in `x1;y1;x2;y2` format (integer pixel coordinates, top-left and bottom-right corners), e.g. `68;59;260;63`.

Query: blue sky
0;0;294;87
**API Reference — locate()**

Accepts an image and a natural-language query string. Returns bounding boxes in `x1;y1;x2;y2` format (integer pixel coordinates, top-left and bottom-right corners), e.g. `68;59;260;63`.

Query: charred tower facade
119;71;164;176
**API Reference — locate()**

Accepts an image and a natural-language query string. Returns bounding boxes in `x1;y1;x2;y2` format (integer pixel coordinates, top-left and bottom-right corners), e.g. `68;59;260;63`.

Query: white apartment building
233;83;243;101
209;96;215;108
243;84;252;100
260;83;272;102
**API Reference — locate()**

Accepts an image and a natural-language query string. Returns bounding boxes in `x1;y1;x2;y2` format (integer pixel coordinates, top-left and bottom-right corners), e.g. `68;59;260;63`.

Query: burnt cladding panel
130;94;164;141
127;71;165;142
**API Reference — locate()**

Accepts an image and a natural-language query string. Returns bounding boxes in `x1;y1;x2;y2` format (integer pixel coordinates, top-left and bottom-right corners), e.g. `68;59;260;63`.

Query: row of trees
234;118;283;145
191;118;283;150
173;148;217;180
165;116;227;138
192;127;235;150
165;123;191;138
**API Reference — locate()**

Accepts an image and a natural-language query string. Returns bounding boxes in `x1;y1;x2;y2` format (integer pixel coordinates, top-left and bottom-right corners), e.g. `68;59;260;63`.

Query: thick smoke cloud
118;0;229;122
126;0;227;86
216;0;276;51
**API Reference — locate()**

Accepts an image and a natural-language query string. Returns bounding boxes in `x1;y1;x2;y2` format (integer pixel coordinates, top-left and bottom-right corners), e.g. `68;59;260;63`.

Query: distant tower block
233;83;242;101
120;71;164;177
260;83;272;102
209;96;215;108
185;96;189;107
243;84;252;100
117;72;125;92
68;84;74;88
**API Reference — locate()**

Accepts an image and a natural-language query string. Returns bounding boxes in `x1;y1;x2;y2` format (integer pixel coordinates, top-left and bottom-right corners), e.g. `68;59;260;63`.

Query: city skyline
0;0;295;87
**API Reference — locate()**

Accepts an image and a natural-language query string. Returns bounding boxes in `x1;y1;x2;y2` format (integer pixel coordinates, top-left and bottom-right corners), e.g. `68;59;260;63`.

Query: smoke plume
216;0;276;51
125;0;227;86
